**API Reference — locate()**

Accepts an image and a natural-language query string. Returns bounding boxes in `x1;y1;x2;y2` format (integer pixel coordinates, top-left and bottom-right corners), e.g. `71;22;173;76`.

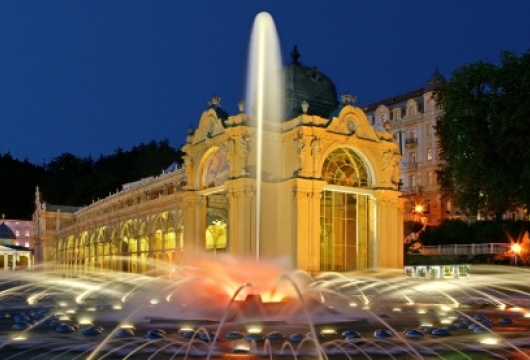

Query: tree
435;50;530;219
0;152;44;219
42;153;95;206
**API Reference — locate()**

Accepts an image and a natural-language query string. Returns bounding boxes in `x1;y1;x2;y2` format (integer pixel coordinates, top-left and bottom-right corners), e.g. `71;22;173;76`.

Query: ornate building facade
363;70;449;226
0;217;34;270
33;54;405;274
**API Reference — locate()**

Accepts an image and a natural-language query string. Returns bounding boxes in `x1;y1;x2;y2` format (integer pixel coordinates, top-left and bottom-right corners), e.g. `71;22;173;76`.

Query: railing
417;243;510;256
405;138;418;145
404;162;418;170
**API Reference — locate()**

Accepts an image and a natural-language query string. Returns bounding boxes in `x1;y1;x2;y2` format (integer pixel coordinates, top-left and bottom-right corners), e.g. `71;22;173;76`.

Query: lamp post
512;243;522;266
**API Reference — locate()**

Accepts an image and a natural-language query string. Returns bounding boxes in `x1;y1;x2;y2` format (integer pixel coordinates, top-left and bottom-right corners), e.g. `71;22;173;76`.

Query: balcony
400;185;422;194
404;162;418;170
405;137;418;147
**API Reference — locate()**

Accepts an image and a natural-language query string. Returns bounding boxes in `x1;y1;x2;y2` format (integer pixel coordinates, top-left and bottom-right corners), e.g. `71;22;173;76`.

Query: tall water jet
246;12;284;261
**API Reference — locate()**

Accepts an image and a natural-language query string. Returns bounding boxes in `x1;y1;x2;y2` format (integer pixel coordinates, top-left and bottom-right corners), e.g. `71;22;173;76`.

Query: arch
205;219;227;253
121;220;137;239
152;212;168;233
320;147;373;188
200;146;229;189
406;99;418;117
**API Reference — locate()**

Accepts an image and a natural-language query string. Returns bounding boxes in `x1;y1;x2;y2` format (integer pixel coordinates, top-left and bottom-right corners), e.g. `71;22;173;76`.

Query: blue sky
0;1;528;164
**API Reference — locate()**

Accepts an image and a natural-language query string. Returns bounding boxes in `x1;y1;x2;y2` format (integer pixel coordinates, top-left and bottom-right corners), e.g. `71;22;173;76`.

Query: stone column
293;178;326;273
373;189;404;269
226;178;255;257
181;193;207;257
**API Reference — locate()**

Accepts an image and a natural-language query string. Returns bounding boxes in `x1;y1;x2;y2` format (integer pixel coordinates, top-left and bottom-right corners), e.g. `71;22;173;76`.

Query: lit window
424;199;431;213
427;148;432;160
410;175;416;187
25;242;29;247
24;231;30;237
322;147;371;187
15;230;20;237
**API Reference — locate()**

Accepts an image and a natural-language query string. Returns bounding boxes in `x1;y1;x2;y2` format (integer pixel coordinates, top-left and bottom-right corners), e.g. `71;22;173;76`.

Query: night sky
1;1;528;164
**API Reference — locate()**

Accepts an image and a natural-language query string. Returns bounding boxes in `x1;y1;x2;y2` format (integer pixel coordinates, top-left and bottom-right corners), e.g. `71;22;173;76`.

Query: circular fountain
1;261;530;359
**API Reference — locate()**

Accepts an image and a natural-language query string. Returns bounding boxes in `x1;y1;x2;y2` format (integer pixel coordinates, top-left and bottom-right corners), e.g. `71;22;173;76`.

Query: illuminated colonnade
35;99;405;274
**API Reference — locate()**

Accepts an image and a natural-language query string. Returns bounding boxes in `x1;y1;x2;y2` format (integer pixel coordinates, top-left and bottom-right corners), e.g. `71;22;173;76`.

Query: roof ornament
238;100;245;113
290;45;301;64
341;93;357;106
301;100;309;114
208;95;221;108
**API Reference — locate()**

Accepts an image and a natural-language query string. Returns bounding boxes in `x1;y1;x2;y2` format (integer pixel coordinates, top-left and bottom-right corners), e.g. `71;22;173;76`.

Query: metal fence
418;243;510;256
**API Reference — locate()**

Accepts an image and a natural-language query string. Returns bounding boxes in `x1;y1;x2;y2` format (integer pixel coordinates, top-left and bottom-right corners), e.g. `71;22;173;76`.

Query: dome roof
283;46;339;120
0;222;16;241
425;68;446;92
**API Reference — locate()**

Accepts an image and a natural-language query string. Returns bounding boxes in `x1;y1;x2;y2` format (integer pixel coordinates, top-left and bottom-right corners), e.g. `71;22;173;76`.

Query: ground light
512;243;522;265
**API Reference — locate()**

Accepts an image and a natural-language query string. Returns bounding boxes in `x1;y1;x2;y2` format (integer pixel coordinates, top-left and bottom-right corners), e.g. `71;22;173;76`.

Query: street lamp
414;204;424;222
512;243;522;266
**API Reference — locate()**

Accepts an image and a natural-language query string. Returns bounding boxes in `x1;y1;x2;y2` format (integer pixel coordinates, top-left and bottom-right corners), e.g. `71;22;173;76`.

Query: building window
24;230;30;237
427;148;432;161
320;190;372;271
15;230;20;237
322;147;371;187
410;175;416;187
205;220;227;254
407;100;417;117
393;108;401;121
25;242;29;247
410;152;416;163
428;171;433;186
424;199;431;213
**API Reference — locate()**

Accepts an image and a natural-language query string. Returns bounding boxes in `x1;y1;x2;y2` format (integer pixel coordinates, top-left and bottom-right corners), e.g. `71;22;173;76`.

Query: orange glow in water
176;252;296;303
259;291;286;303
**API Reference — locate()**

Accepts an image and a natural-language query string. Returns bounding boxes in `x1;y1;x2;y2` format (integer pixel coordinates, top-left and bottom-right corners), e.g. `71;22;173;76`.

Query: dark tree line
0;139;183;220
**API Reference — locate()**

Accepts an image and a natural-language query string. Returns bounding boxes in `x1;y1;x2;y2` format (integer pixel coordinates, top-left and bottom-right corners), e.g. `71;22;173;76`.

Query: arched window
205;219;227;254
201;147;229;189
407;100;417;117
321;147;371;187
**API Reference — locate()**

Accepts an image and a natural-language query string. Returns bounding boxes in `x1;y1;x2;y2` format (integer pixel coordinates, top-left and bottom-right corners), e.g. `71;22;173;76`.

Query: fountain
3;11;530;359
2;261;530;358
245;11;284;261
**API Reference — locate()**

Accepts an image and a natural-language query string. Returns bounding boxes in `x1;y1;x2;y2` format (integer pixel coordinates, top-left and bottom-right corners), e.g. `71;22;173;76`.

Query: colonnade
0;247;33;270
